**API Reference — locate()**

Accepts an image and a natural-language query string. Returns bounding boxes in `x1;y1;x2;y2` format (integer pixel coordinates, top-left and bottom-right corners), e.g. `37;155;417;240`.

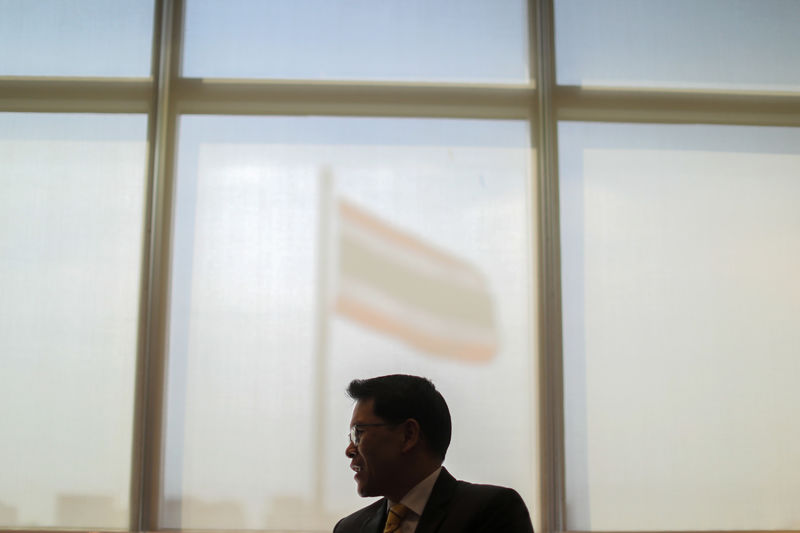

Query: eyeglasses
348;423;394;446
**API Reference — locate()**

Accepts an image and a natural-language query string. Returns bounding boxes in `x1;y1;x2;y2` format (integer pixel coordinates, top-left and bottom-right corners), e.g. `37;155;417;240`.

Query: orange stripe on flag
335;294;495;362
339;199;475;274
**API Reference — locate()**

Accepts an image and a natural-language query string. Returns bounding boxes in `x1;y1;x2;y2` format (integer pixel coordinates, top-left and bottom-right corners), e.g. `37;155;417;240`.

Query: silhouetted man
334;374;534;533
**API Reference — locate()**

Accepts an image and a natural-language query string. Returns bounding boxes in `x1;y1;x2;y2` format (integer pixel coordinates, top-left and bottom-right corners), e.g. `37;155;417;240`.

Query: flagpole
312;166;333;521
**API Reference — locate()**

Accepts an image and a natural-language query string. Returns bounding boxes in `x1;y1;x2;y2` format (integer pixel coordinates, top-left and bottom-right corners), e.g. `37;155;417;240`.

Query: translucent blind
0;0;154;77
0;113;148;528
555;0;800;92
183;0;529;83
162;115;538;530
559;122;800;530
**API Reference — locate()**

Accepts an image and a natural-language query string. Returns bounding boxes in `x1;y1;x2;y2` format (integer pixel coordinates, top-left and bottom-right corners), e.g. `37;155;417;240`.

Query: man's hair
347;374;452;461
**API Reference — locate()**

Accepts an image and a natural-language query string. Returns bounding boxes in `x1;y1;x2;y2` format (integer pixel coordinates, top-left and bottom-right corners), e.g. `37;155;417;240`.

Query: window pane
0;113;148;528
0;0;154;77
163;116;537;530
555;0;800;92
183;0;529;83
559;122;800;530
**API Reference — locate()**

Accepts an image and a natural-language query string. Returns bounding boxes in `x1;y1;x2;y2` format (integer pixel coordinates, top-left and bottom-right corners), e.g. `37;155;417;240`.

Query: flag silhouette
333;199;497;362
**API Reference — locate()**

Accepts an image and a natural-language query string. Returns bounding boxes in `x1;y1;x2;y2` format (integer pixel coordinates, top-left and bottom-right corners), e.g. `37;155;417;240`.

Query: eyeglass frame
348;423;396;446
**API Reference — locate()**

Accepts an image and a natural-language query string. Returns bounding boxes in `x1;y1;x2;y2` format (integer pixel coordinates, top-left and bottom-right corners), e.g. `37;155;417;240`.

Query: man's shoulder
433;472;533;532
436;468;522;502
333;498;384;533
452;477;527;506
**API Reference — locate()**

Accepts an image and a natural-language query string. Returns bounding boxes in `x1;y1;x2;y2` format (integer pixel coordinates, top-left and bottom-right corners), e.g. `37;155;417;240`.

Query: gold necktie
383;503;410;533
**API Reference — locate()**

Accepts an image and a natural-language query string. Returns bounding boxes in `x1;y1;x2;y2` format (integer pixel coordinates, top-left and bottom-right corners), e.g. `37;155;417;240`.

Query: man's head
345;374;452;500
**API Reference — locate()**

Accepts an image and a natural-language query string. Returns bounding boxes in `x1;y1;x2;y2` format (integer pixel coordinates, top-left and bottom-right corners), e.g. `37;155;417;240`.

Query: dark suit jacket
333;467;534;533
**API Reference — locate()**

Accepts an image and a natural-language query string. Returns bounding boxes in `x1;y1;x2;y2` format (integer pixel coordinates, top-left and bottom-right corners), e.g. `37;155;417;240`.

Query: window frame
1;0;799;531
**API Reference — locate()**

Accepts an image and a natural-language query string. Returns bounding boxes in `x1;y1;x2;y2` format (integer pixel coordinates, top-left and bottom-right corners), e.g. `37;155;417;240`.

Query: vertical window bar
128;0;164;528
532;0;566;532
131;0;184;530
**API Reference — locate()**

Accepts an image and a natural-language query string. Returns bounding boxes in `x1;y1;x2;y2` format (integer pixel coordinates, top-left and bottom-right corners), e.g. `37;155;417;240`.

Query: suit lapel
415;468;458;533
362;498;387;533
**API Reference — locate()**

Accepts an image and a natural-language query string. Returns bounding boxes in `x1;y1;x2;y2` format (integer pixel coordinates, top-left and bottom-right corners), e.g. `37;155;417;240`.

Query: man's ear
400;418;421;453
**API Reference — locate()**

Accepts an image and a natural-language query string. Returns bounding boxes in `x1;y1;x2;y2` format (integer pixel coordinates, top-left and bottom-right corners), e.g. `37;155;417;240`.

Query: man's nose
346;440;357;458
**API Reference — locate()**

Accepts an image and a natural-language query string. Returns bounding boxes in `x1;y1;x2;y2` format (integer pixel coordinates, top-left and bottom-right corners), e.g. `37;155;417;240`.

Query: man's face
346;398;403;498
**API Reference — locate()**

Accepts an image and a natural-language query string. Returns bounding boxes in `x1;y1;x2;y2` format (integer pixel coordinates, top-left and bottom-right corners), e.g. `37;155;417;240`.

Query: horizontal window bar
171;78;536;119
0;77;152;113
556;86;800;127
3;78;799;126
